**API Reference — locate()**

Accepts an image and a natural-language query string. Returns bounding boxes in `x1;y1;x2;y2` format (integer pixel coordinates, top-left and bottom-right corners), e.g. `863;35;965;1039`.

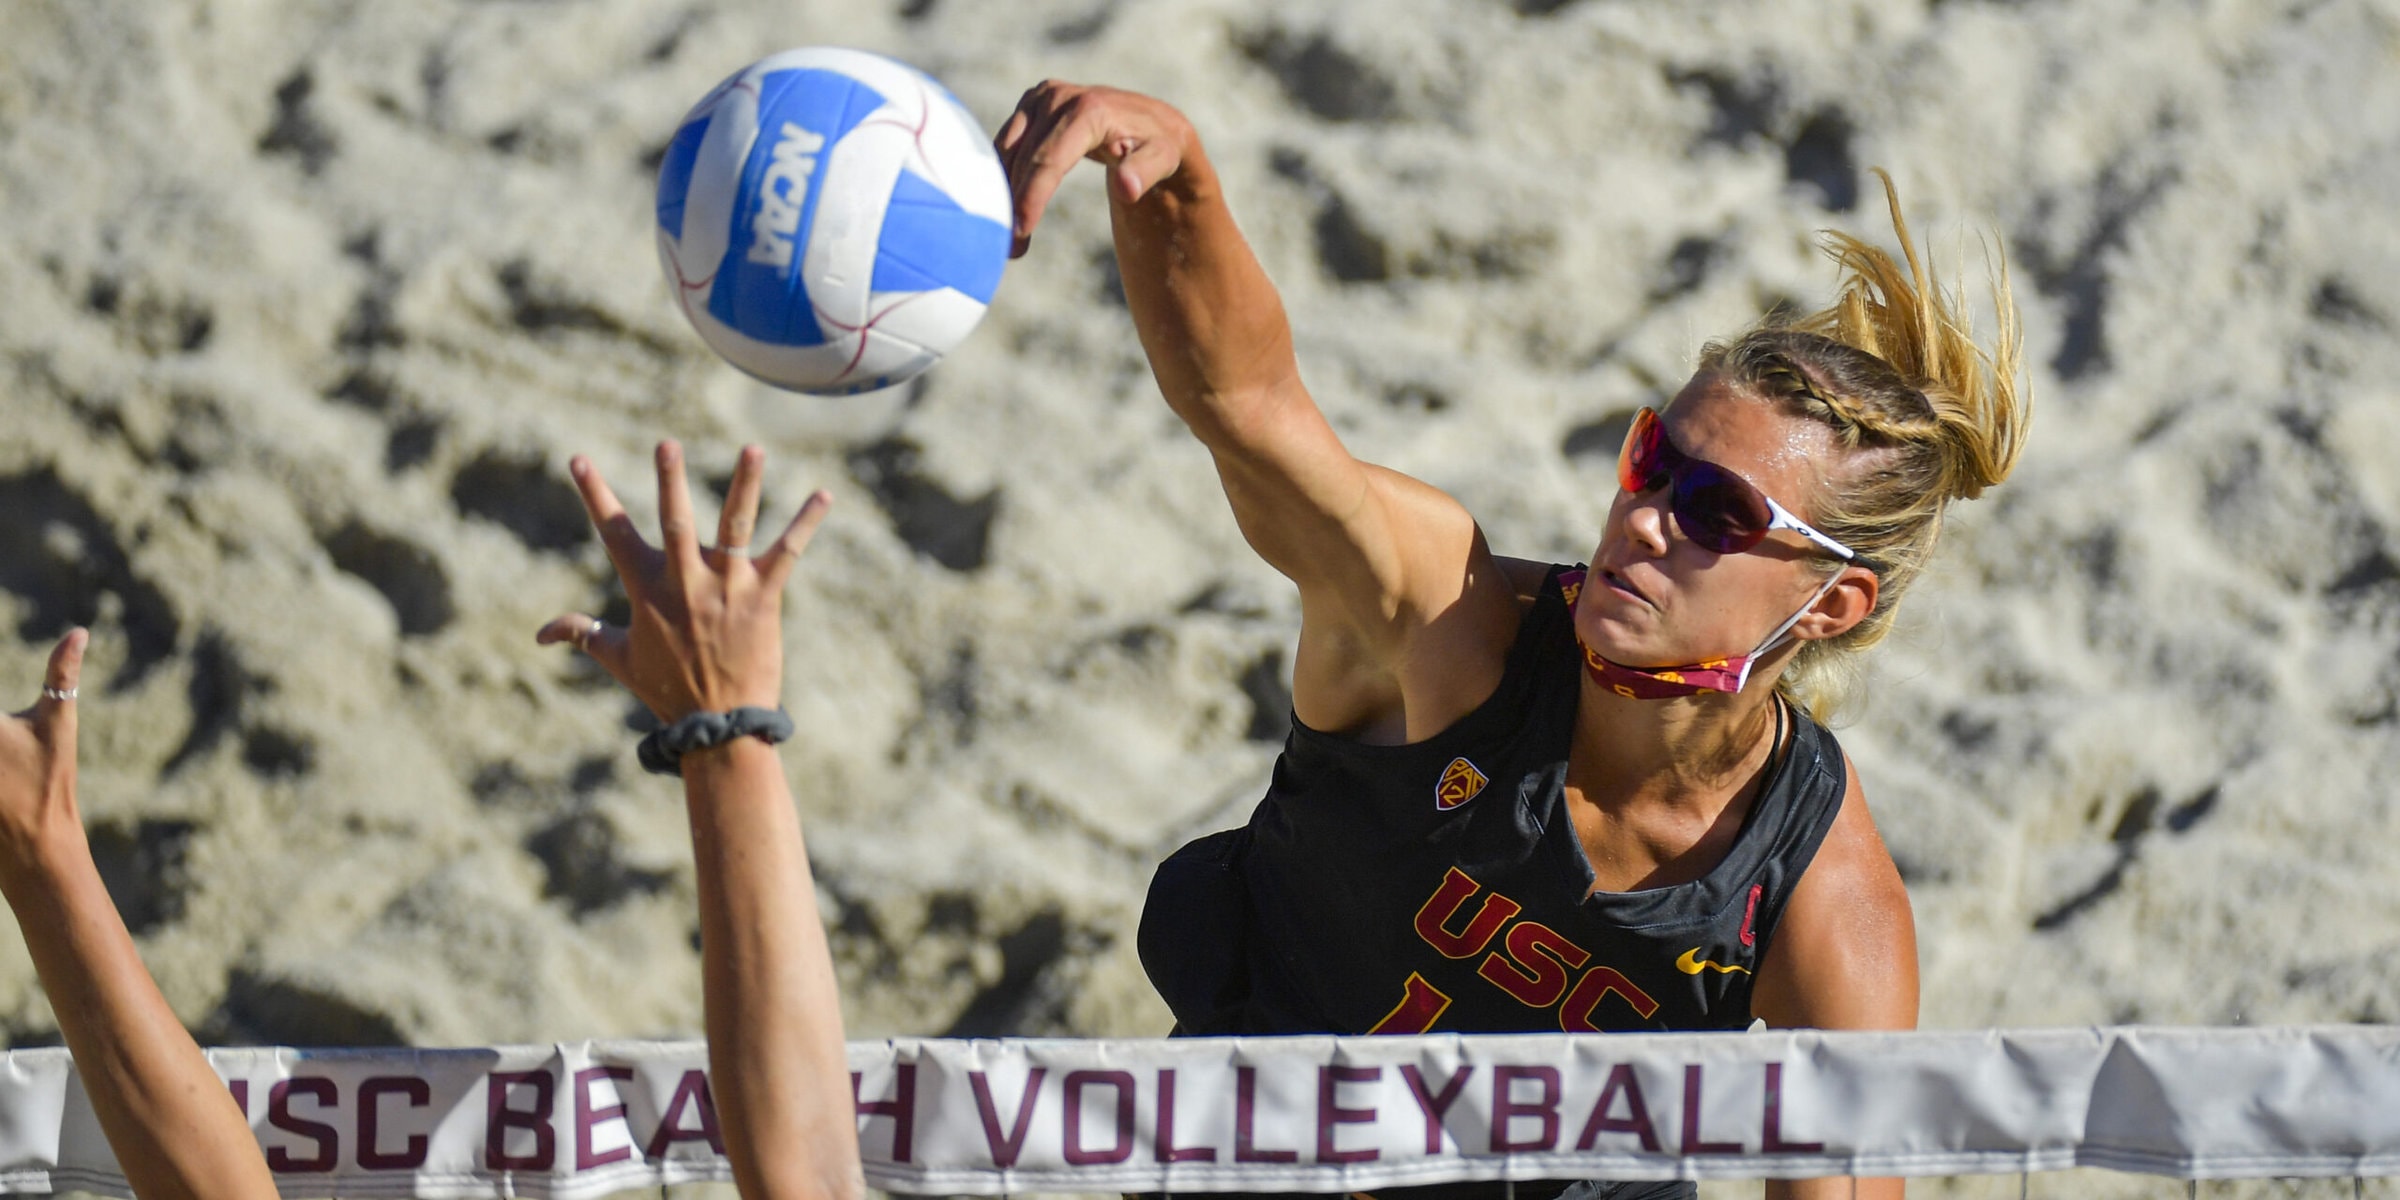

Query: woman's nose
1622;490;1672;556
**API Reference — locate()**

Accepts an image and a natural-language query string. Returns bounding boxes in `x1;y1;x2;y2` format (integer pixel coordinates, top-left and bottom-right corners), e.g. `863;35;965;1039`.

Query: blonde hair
1697;171;2030;722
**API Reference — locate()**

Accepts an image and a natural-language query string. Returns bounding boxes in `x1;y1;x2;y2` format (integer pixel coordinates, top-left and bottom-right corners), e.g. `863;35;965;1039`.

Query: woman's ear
1792;565;1879;642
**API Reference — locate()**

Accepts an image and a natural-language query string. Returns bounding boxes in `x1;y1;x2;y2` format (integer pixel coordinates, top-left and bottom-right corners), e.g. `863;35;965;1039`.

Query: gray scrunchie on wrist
637;706;795;777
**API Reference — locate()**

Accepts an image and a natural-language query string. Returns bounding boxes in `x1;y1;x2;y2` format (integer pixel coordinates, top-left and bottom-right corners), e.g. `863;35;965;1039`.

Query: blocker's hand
994;80;1196;258
538;442;829;722
0;630;85;871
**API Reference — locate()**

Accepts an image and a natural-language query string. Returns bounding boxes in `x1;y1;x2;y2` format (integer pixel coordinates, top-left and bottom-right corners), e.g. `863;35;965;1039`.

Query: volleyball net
5;1027;2398;1197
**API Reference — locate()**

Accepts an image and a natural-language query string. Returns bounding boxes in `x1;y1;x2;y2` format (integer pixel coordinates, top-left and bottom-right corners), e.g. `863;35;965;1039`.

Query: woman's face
1577;373;1846;669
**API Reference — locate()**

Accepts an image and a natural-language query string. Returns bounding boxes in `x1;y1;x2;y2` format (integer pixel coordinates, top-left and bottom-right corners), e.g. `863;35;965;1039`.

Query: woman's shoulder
1751;757;1919;1029
1492;555;1573;609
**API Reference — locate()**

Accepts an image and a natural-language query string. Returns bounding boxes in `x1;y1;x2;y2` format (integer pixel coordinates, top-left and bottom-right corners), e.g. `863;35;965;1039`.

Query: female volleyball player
997;82;2027;1200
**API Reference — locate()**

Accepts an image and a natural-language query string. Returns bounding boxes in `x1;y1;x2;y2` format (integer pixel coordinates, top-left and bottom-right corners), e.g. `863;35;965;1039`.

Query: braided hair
1698;171;2030;721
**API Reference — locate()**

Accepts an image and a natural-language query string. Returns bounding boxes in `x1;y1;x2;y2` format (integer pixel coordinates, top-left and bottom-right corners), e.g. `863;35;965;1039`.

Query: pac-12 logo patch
1435;757;1489;810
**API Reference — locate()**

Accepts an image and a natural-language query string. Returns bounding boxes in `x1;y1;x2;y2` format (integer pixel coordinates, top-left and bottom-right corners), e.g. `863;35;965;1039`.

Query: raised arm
0;630;276;1200
538;443;859;1200
997;83;1520;740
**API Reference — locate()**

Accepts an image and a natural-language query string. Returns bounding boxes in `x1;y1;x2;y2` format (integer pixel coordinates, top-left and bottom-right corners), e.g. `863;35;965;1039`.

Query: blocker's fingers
43;628;85;693
534;613;586;648
758;490;834;591
716;445;766;557
35;627;86;752
655;440;704;579
37;629;86;713
535;613;630;677
571;456;657;576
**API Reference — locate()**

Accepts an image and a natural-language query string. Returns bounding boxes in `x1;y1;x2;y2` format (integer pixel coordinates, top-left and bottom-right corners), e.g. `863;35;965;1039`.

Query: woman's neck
1568;672;1785;817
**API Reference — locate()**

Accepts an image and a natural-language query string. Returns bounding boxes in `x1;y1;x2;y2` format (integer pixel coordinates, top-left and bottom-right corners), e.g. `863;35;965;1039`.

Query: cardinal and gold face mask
1561;568;1842;701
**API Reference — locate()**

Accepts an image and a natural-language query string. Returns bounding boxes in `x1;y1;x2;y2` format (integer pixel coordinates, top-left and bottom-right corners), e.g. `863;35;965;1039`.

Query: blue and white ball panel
654;46;1009;394
739;45;1010;228
656;75;759;305
712;66;894;347
652;113;714;250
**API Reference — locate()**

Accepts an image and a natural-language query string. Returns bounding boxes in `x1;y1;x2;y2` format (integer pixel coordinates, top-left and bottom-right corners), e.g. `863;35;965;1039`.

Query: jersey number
1368;972;1452;1035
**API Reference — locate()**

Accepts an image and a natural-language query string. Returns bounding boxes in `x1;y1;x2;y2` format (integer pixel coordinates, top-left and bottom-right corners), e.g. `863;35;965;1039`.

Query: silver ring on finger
42;687;76;702
578;619;603;648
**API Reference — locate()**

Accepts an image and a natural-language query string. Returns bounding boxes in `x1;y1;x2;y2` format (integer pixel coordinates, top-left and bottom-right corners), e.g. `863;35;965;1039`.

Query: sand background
3;0;2400;1192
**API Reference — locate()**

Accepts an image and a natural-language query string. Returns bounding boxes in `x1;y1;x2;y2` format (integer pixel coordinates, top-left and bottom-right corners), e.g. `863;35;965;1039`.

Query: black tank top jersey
1140;564;1850;1039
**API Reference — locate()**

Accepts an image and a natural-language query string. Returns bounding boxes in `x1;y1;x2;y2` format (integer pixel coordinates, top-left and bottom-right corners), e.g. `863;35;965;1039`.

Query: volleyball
654;48;1011;395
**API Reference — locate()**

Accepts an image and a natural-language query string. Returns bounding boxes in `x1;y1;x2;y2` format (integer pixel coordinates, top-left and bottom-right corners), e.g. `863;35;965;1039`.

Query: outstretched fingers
30;628;84;786
716;445;766;560
655;440;705;581
757;490;834;591
36;628;85;722
571;456;660;582
535;612;630;680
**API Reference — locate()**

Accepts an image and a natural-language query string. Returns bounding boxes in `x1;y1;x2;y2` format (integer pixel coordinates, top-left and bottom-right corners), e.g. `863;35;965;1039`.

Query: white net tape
2;1027;2396;1197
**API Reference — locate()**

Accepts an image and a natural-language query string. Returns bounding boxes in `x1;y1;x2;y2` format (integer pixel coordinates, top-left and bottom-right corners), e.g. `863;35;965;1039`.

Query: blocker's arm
682;737;859;1200
0;630;278;1200
540;442;862;1200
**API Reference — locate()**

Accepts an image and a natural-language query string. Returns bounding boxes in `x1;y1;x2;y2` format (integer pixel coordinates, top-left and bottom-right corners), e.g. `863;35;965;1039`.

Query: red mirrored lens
1617;407;1667;493
1613;407;1776;555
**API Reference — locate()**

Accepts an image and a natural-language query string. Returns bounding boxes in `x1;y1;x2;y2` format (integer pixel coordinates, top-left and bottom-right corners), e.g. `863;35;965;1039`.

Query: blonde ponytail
1698;170;2031;721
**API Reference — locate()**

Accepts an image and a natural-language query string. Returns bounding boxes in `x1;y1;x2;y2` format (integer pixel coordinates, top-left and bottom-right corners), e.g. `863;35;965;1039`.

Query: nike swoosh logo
1675;947;1751;976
